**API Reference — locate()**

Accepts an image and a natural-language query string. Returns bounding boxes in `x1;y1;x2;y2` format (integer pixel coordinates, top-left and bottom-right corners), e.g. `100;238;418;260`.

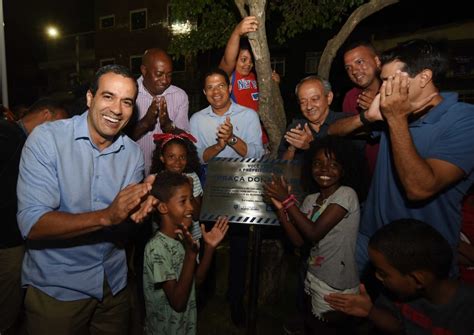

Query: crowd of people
1;16;474;335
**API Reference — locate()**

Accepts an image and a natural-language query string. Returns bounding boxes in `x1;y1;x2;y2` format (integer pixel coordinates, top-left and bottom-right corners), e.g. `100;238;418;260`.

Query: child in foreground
143;171;229;335
325;219;474;334
151;132;203;241
265;136;362;333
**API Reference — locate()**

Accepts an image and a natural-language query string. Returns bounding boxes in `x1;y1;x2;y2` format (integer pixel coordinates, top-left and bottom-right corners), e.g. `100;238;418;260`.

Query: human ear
86;90;93;108
160;154;165;163
419;69;433;88
375;56;381;69
157;202;168;215
140;64;147;77
409;270;428;290
327;91;334;106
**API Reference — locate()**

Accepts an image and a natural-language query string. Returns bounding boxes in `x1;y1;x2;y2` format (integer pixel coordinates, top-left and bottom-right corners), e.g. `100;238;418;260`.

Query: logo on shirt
237;79;258;90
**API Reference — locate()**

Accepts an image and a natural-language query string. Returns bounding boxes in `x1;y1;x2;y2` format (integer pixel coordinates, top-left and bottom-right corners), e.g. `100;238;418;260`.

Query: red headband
153;132;197;148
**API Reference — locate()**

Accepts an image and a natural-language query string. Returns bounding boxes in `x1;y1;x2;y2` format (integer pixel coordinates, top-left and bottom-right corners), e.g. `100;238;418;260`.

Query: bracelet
359;111;370;126
283;201;296;210
282;194;299;209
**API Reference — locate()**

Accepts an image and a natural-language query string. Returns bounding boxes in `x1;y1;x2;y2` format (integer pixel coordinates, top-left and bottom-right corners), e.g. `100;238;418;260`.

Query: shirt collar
410;92;458;126
206;101;236;117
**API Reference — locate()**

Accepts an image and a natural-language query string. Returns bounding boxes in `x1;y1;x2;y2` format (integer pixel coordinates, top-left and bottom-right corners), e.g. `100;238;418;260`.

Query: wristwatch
228;136;238;146
359;111;371;126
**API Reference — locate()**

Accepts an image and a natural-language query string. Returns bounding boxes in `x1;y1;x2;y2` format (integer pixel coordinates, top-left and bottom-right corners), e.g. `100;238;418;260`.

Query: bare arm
162;250;198;312
328;94;383;136
325;284;403;335
264;175;346;243
195;217;229;285
203;142;225;163
381;72;464;201
328;114;365;136
286;203;347;243
219;16;258;75
275;207;304;247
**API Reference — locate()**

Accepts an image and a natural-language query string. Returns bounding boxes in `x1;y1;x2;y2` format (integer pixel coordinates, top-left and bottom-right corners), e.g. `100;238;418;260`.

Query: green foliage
168;0;240;57
168;0;365;57
270;0;365;44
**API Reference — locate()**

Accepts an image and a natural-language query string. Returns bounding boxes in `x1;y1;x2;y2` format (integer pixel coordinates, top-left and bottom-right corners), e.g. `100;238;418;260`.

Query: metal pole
0;0;9;106
247;226;262;335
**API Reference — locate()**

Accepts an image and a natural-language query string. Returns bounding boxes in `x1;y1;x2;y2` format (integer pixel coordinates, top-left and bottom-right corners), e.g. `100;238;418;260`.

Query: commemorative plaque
200;158;303;225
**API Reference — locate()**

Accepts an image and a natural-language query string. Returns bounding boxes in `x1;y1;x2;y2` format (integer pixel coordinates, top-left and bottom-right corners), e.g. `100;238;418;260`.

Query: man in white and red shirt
131;48;189;175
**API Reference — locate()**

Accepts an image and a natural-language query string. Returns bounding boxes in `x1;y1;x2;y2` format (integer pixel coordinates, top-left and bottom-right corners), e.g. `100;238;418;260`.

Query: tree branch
318;0;399;79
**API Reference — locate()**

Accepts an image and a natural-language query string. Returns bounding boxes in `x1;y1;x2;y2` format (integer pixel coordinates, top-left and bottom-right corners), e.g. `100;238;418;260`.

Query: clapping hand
284;123;314;150
264;174;291;209
202;216;229;248
158;98;174;132
217;116;233;145
176;223;199;254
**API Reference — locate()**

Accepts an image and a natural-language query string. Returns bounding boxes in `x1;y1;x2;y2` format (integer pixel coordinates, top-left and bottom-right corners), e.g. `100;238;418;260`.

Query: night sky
4;0;94;106
3;0;472;107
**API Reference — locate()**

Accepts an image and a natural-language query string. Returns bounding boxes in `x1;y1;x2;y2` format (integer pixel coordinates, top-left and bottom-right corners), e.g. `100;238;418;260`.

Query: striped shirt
135;76;190;175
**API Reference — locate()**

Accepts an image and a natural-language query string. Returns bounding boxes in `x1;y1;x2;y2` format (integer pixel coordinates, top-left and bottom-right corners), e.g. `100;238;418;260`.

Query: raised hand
202;216;229;248
380;71;437;121
271;70;281;84
130;174;158;223
142;98;160;130
217;116;233;143
284;123;314;150
158;97;173;132
237;16;259;36
365;93;383;122
357;90;377;111
324;283;373;317
264;174;291;204
176;223;199;253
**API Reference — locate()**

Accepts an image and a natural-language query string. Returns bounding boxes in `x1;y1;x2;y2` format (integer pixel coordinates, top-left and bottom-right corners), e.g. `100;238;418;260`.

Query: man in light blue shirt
17;65;155;335
190;68;264;327
190;68;264;163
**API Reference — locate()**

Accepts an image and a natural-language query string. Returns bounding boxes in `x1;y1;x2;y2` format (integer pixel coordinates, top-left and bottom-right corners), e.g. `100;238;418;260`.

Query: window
172;56;186;73
130;55;142;76
130;8;147;31
100;15;115;29
100;58;115;67
305;52;321;74
270;57;286;77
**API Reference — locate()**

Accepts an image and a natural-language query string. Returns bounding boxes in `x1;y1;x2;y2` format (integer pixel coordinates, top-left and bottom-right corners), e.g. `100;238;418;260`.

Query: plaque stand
247;225;261;335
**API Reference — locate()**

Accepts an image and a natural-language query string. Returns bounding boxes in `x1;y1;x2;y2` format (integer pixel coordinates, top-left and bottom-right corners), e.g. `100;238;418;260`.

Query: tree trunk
318;0;399;80
235;0;286;159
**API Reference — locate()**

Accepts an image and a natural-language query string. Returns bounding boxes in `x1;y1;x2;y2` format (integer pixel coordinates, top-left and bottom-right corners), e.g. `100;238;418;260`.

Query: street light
45;25;94;78
46;25;60;39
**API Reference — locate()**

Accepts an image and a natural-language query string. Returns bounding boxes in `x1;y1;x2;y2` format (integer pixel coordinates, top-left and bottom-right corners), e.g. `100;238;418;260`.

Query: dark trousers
227;223;250;304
